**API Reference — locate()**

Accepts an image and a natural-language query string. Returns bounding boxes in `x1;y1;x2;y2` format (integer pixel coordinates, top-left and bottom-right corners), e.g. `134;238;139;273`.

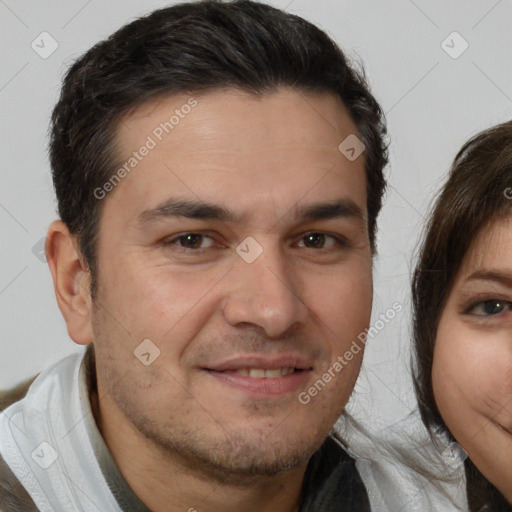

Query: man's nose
222;243;310;338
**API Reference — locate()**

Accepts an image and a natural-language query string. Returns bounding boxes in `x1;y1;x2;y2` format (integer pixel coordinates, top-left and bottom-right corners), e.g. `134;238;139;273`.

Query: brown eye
297;233;342;250
178;234;204;249
165;233;215;250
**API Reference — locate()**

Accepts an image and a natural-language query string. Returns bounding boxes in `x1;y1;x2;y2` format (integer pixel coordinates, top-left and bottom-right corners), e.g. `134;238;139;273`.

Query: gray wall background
1;0;511;435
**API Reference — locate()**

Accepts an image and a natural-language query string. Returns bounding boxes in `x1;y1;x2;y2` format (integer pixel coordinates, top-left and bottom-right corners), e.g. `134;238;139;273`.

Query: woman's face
433;217;512;502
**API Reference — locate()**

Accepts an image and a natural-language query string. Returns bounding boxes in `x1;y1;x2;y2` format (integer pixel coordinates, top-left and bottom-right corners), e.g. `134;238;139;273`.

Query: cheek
506;363;512;404
319;256;372;323
433;326;512;435
487;359;512;432
432;325;478;436
100;256;224;334
142;270;219;324
316;263;372;381
336;274;372;349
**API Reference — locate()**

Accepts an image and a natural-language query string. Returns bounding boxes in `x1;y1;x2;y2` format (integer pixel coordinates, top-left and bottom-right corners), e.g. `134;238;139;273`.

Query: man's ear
46;220;93;345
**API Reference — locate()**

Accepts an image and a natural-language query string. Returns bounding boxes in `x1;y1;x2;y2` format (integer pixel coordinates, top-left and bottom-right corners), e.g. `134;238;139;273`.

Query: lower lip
205;370;311;396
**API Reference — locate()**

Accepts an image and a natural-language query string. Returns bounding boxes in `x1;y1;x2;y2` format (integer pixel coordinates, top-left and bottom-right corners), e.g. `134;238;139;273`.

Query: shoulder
0;375;38;412
0;376;40;512
0;453;39;512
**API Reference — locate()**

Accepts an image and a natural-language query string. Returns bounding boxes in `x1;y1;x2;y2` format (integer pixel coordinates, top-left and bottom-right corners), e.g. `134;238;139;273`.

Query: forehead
107;87;367;224
459;217;512;273
117;87;357;148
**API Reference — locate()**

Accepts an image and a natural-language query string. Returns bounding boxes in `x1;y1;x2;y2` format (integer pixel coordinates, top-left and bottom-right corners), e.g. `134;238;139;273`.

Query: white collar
0;351;125;511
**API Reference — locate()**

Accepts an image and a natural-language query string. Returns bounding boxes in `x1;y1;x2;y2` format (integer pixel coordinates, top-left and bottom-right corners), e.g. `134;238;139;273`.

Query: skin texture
433;217;512;503
46;88;373;512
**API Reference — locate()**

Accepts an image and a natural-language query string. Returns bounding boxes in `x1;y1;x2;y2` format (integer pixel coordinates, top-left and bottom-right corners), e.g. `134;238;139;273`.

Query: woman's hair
412;120;512;510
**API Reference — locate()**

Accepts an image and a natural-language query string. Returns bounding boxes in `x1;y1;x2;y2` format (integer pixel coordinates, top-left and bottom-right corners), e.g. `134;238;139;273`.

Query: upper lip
203;354;314;371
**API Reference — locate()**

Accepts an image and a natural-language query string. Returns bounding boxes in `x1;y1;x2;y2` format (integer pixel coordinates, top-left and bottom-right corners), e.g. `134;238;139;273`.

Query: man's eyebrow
465;270;512;288
137;197;365;225
291;199;365;223
138;198;242;224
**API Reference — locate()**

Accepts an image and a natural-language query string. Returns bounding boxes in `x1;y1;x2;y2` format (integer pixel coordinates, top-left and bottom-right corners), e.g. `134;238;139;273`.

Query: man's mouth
202;355;313;395
216;367;299;378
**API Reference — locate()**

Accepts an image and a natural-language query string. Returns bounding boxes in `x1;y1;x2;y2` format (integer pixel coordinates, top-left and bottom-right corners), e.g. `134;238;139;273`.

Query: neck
90;389;307;512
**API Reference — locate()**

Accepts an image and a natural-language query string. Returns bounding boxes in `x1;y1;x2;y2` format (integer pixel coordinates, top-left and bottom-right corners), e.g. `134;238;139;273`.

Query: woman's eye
467;300;512;316
165;233;215;250
297;233;343;250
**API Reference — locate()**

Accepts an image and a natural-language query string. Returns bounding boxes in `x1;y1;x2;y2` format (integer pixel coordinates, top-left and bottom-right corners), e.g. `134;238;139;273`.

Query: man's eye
467;300;512;317
163;231;345;253
165;233;216;250
297;233;345;250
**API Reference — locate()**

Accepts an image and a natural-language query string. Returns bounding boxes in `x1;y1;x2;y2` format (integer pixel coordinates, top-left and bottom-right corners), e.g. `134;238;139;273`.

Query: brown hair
412;120;512;510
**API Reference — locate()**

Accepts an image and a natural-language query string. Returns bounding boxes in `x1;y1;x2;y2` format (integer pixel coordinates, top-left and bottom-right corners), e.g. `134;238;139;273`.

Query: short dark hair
50;0;388;295
412;120;512;510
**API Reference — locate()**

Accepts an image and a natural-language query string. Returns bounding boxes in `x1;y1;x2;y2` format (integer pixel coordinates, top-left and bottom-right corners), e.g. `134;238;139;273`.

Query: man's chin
144;426;322;484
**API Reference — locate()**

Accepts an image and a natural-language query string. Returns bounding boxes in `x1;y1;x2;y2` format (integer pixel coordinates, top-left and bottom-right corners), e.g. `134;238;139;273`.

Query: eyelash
162;231;348;254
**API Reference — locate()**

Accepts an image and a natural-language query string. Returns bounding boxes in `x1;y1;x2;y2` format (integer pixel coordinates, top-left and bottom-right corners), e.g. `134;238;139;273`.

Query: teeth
264;369;282;378
231;367;296;378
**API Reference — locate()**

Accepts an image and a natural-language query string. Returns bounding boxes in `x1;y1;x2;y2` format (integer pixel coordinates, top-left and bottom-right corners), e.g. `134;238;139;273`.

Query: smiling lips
221;367;297;378
204;354;313;374
203;355;313;395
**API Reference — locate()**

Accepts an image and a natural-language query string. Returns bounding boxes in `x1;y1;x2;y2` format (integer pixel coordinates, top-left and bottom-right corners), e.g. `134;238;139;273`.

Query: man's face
91;87;372;477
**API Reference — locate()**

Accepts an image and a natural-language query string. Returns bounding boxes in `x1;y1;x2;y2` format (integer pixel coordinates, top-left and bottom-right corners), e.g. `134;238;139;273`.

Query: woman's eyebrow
465;270;512;288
